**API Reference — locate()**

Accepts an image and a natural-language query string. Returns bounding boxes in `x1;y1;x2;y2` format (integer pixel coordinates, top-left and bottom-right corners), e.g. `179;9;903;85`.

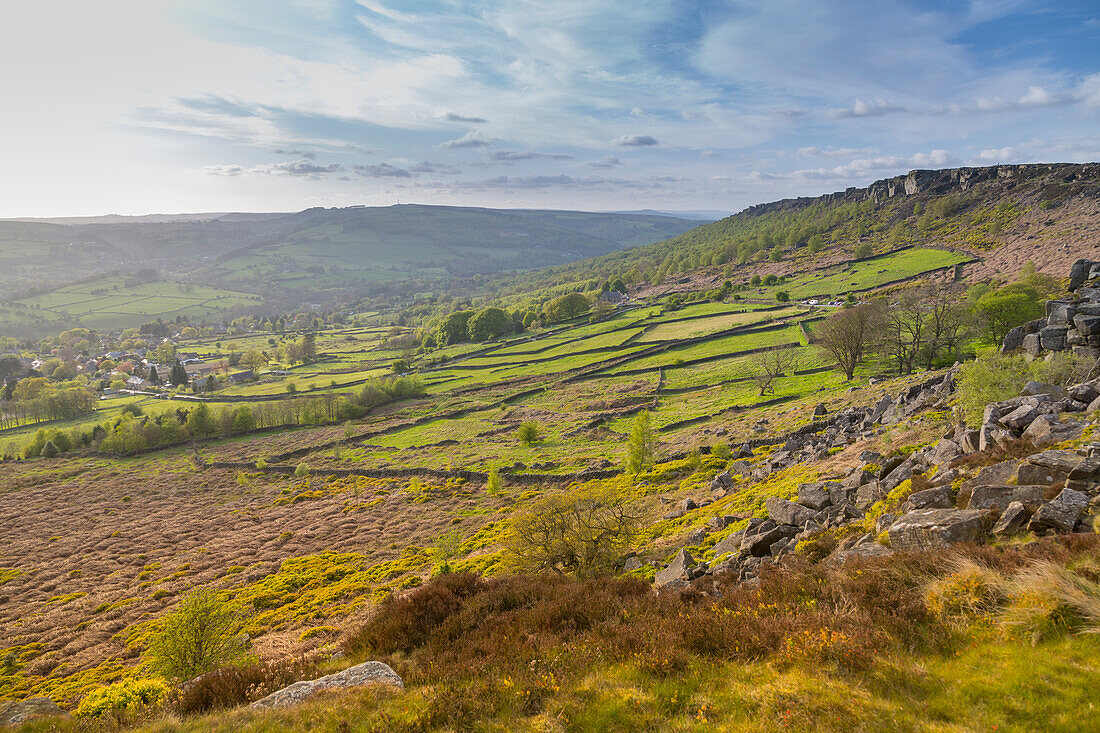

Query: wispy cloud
203;160;343;177
586;155;621;168
353;163;412;178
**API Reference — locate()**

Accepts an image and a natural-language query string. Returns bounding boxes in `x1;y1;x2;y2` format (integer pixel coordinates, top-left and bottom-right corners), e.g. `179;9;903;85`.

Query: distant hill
0;205;699;336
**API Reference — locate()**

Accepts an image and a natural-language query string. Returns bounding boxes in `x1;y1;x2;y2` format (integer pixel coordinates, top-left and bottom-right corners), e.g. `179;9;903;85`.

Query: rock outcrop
0;698;67;727
250;661;403;709
1002;258;1100;360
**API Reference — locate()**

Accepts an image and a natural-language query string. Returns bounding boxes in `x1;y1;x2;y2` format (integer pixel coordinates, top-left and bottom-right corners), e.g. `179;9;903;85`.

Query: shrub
508;482;647;576
517;422;541;445
295;463;310;477
174;656;319;714
625;410;655;475
147;587;252;682
75;678;168;721
40;440;59;458
925;559;1004;620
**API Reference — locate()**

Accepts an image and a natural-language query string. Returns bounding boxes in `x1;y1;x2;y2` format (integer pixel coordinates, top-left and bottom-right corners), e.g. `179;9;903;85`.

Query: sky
2;0;1098;217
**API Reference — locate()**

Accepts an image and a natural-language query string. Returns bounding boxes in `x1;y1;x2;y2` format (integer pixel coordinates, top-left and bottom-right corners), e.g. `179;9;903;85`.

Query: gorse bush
75;678;168;721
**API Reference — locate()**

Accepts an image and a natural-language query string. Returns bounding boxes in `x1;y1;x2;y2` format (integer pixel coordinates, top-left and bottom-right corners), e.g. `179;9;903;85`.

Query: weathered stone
1028;489;1090;533
959;429;981;453
678;498;698;512
958;461;1020;505
714;470;734;488
797;484;831;511
1074;314;1100;336
1069;456;1100;480
830;543;893;564
251;662;403;709
1039;327;1069;352
886;509;992;551
813;403;829;417
967;484;1046;512
1022;332;1043;356
622;556;643;572
0;698;68;727
881;458;915;492
655;549;695;586
928;438;963;465
1000;405;1038;431
1069;383;1100;404
1022;380;1065;398
711;530;747;558
741;526;786;556
1027;450;1081;473
1069;258;1093;291
1048;301;1078;326
764;497;819;527
1015;461;1066;486
902;486;954;511
855;480;884;508
992;501;1029;536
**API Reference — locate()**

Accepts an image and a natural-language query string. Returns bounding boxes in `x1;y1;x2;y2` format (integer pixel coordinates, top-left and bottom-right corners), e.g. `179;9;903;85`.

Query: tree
467;307;511;342
508;483;647;576
186;403;216;437
517;421;541;445
147;365;160;385
881;289;926;375
543;293;590;324
853;242;873;259
747;347;801;396
610;278;627;294
298;333;317;363
775;291;790;302
972;283;1045;345
240;349;268;372
169;361;189;387
816;301;883;381
439;310;476;344
589;300;614;322
625;409;655;474
147;587;250;682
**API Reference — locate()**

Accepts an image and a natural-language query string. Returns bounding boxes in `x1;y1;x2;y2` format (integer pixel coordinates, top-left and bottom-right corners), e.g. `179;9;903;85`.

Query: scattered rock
992;501;1029;536
764;497;819;527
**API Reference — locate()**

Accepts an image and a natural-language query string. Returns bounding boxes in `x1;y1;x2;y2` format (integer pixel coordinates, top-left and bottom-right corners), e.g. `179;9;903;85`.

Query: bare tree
881;289;926;375
921;282;968;368
815;301;883;381
747;346;802;396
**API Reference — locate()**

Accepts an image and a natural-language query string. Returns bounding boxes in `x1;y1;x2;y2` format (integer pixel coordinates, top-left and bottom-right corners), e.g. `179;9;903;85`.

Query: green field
9;276;261;331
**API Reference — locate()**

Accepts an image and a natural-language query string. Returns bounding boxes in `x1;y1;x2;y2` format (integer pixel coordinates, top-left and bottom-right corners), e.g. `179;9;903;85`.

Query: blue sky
2;0;1098;216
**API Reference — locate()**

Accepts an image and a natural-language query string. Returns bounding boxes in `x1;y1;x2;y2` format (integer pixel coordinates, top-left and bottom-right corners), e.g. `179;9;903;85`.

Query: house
228;370;254;384
184;360;228;379
597;290;626;305
126;375;153;390
191;375;217;391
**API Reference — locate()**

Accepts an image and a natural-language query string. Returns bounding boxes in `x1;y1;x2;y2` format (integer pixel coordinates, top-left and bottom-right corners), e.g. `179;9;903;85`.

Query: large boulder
796;484;831;511
1000;405;1038;431
966;485;1046;513
1028;489;1090;533
654;549;694;587
1026;450;1081;474
901;486;954;512
0;698;68;727
250;662;403;709
886;509;992;551
992;501;1029;536
764;497;819;527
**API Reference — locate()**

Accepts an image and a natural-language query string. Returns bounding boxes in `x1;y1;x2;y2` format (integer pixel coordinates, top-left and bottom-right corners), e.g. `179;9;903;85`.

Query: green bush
75;678;168;720
517;422;541;445
147;588;252;682
957;350;1098;426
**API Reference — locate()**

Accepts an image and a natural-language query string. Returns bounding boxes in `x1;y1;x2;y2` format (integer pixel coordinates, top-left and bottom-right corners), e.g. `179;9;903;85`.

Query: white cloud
439;130;496;148
203;160;343;177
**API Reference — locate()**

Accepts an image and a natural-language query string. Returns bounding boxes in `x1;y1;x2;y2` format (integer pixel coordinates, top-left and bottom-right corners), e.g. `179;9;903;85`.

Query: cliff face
742;162;1100;217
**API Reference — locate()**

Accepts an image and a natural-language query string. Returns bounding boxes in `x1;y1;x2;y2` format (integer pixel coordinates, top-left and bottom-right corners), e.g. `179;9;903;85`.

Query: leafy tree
972;284;1045;344
610;278;627;293
508;483;647;576
775;291;790;302
240;349;268;372
467;307;511;342
439;310;476;344
747;347;800;396
853;242;873;259
147;587;250;682
762;274;779;286
625;409;655;474
298;333;317;363
543;293;590;324
750;275;762;287
186;403;216;437
807;234;825;252
230;406;255;433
